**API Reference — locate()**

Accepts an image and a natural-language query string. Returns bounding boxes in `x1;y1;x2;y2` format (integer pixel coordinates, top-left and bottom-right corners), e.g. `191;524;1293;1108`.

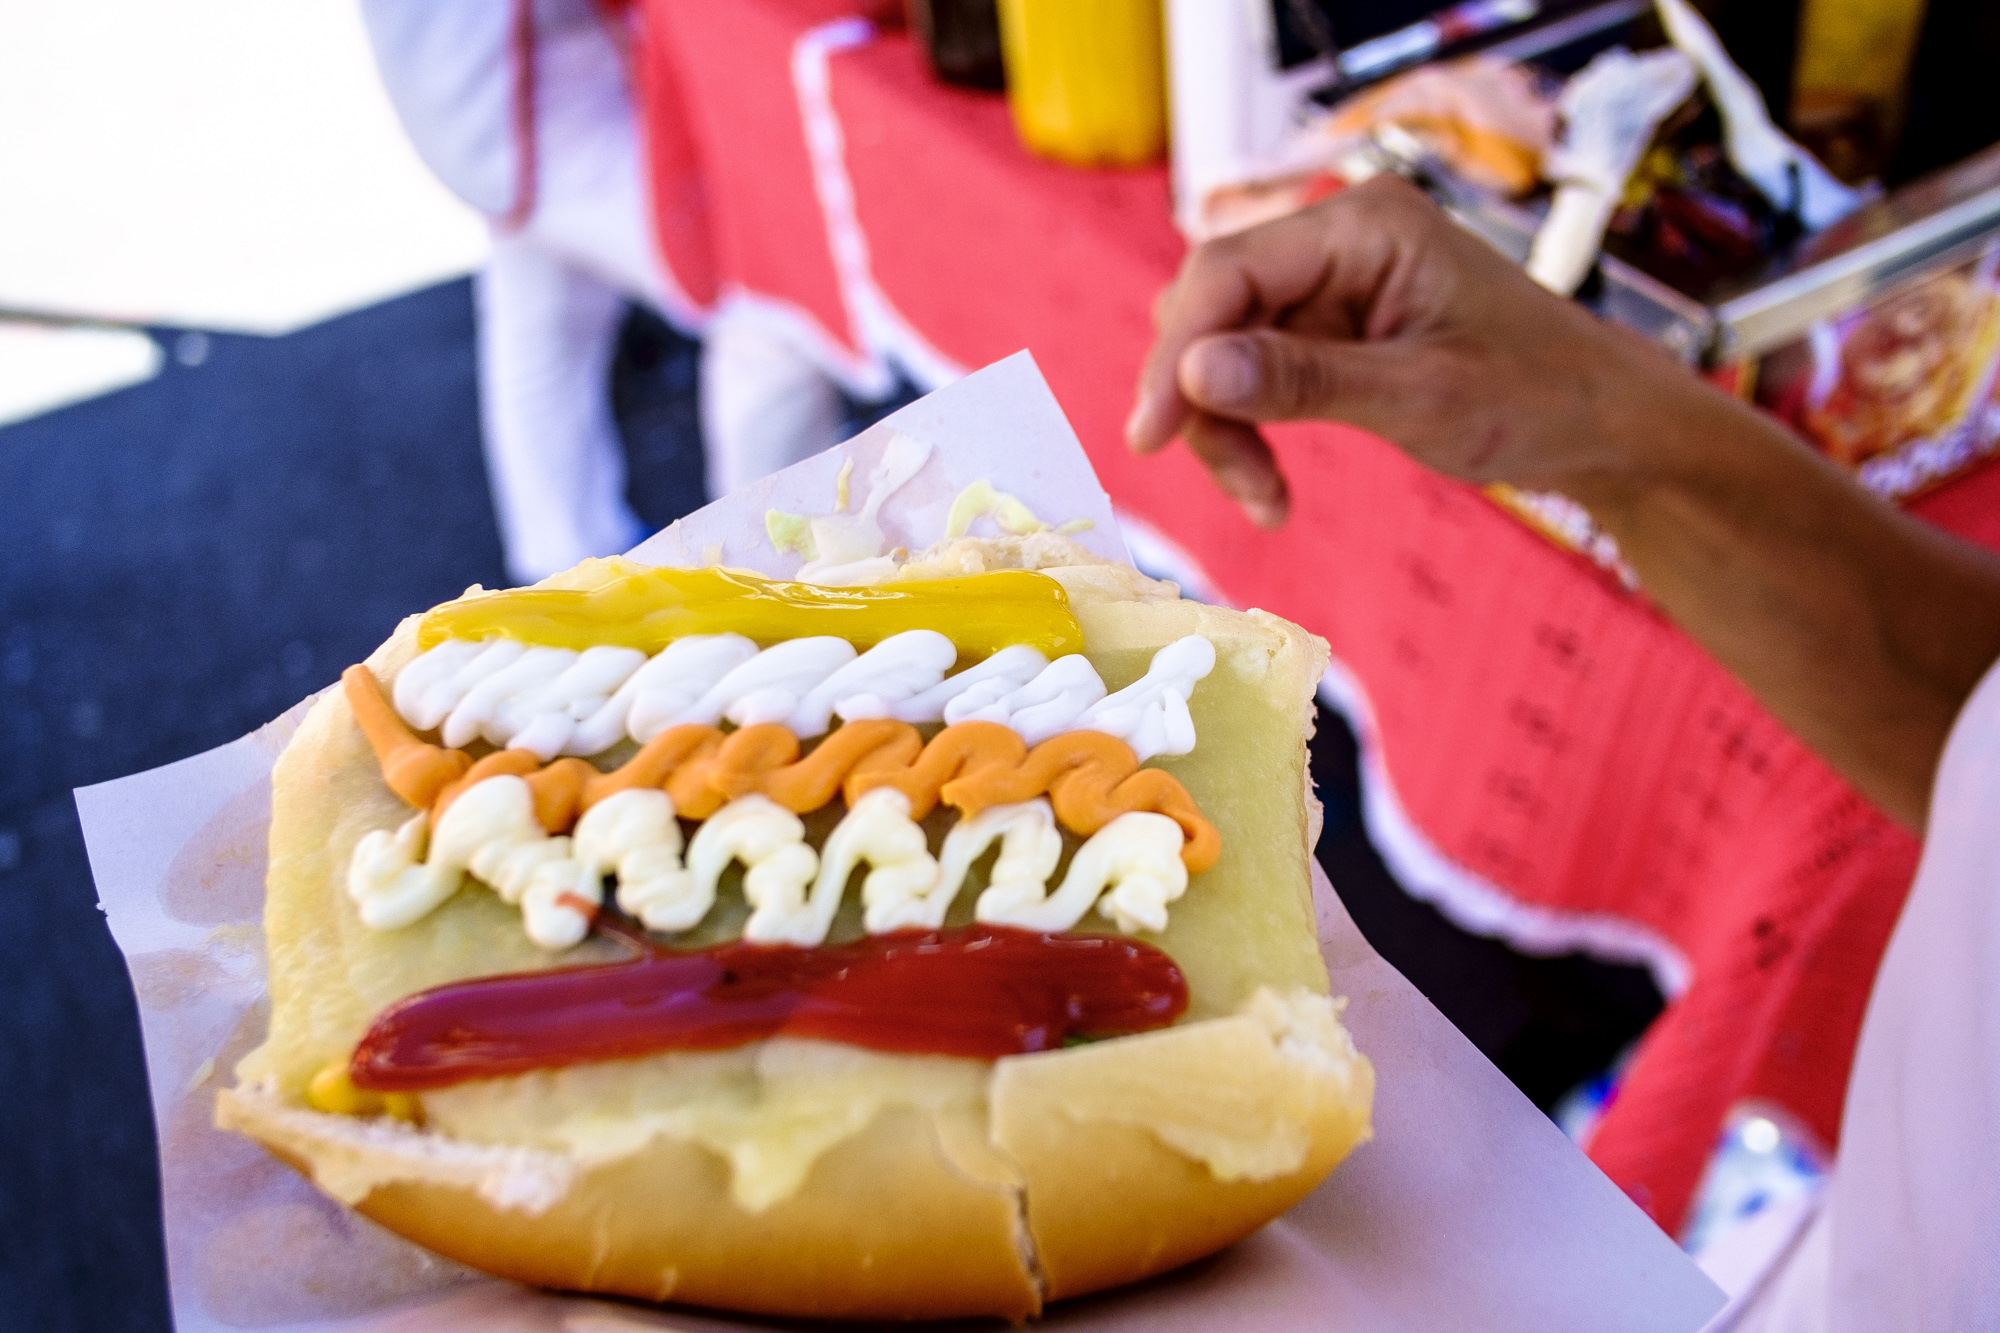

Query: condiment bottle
907;0;1006;91
996;0;1167;167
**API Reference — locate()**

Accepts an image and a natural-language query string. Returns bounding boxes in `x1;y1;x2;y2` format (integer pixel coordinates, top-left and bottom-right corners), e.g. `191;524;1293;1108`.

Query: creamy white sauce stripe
351;783;1190;950
365;631;1218;948
348;776;601;950
392;633;1217;764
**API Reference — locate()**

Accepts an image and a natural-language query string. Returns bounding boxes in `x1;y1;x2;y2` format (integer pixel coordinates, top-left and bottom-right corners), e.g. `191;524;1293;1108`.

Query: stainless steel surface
1595;255;1717;363
1367;102;2000;368
1477;0;1650;65
1712;144;2000;361
1338;0;1541;84
1368;125;1716;364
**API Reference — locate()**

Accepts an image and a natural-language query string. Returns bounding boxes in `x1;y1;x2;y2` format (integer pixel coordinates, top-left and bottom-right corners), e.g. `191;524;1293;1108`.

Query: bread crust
221;986;1372;1321
223;541;1373;1320
221;1087;1042;1319
990;1003;1375;1302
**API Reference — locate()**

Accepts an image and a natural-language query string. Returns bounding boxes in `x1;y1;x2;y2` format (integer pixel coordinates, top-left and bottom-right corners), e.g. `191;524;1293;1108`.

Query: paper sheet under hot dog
77;353;1723;1333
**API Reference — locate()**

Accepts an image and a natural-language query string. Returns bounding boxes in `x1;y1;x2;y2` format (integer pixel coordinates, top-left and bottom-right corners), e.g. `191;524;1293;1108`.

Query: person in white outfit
359;0;844;583
1128;174;2000;1331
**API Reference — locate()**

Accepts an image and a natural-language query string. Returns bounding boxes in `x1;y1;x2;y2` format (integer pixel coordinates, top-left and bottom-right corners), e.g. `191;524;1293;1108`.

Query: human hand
1126;174;1681;528
1128;177;2000;833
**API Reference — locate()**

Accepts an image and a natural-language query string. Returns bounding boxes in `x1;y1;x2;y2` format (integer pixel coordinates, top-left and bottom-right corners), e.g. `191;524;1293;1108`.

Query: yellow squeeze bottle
996;0;1166;167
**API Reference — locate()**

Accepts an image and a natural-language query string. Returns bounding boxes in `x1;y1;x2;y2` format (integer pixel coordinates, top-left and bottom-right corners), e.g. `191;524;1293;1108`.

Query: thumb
1178;328;1421;433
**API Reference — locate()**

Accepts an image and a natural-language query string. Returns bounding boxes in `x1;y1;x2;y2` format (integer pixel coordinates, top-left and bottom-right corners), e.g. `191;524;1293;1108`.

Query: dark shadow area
1309;704;1664;1111
0;280;711;1333
841;368;926;440
610;304;921;524
611;303;709;529
0;279;510;1333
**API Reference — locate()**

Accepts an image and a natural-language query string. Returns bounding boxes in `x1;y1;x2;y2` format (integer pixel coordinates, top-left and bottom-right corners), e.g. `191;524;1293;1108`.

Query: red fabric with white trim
500;0;539;231
643;0;864;359
637;0;2000;1232
627;1;719;310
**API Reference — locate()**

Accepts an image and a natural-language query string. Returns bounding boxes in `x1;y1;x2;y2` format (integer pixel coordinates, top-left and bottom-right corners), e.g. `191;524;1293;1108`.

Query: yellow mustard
417;566;1084;659
308;1060;421;1123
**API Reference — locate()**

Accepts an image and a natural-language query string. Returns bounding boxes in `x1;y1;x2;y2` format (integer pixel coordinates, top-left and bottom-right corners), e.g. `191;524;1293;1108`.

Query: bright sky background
0;0;487;423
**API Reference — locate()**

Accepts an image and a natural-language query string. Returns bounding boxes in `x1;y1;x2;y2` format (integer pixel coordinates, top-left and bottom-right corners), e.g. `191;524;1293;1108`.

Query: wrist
1548;324;1755;521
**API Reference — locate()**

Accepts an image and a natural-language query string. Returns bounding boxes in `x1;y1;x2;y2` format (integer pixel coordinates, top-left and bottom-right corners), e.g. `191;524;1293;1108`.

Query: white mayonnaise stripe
390;633;1216;764
348;776;602;951
685;794;819;939
945;653;1104;743
1084;635;1215;764
938;800;1063;924
624;635;762;742
353;781;1193;949
887;643;1045;722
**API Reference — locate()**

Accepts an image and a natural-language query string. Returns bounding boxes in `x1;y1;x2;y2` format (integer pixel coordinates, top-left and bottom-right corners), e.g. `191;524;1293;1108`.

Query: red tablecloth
637;1;2000;1233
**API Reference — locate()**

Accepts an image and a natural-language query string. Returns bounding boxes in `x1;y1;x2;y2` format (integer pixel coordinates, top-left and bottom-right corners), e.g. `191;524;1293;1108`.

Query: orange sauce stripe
345;665;1219;874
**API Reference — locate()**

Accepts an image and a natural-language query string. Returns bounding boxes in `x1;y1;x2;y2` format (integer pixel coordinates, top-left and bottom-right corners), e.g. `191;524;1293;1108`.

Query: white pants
697;297;845;500
474;234;644;582
362;0;844;583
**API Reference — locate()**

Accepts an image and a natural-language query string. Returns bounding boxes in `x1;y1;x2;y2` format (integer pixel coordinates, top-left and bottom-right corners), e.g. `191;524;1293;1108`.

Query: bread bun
222;537;1374;1320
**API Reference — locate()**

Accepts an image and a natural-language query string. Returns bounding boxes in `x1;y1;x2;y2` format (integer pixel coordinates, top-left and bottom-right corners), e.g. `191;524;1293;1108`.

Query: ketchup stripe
350;925;1188;1091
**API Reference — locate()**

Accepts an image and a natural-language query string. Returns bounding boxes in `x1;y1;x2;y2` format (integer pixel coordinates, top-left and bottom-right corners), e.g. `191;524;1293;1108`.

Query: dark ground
0;279;1661;1332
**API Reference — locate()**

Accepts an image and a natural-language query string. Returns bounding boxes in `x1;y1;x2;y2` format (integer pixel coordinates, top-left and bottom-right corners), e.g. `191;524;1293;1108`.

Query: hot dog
216;533;1373;1321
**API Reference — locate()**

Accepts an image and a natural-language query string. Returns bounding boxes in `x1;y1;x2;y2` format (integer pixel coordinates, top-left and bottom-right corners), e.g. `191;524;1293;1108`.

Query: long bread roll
218;535;1373;1320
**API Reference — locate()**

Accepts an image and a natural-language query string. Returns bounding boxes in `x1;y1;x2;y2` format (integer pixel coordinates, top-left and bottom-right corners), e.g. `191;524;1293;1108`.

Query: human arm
1125;175;2000;832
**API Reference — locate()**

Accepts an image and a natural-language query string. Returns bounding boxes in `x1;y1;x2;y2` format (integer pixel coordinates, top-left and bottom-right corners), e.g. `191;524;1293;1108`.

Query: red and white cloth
635;0;2000;1237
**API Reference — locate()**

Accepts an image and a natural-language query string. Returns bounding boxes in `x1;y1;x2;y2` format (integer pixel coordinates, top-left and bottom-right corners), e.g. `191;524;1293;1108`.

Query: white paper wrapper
77;353;1724;1332
628;351;1130;576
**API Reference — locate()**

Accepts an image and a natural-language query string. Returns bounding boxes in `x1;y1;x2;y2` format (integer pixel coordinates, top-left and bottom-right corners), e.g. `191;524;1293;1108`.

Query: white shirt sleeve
355;0;519;216
1724;653;2000;1331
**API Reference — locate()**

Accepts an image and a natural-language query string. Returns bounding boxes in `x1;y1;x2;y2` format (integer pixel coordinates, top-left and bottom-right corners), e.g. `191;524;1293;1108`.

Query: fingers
1181;412;1289;529
1127;173;1641;499
1127;176;1435;457
1126;254;1255;456
1179;327;1416;436
1127;206;1352;457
